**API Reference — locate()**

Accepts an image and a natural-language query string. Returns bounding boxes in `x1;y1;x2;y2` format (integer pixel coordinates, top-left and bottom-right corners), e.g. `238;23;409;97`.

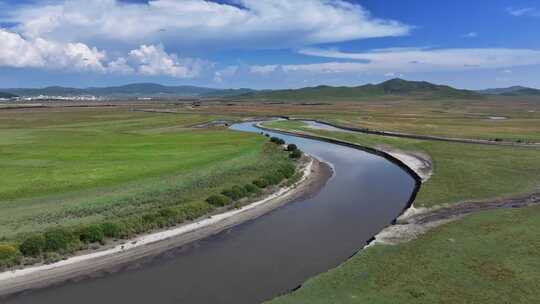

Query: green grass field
0;108;291;240
195;97;540;142
264;120;540;207
264;120;540;303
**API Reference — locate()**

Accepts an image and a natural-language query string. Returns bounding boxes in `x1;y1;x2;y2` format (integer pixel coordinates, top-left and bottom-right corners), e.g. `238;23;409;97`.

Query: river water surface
4;121;416;304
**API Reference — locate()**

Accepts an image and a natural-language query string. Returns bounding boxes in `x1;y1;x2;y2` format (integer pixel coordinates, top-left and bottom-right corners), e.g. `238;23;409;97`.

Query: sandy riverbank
0;157;333;298
378;148;433;182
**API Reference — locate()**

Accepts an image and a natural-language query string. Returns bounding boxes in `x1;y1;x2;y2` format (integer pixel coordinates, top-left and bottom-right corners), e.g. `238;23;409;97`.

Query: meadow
263;120;540;207
0;106;297;265
263;120;540;303
196;96;540;142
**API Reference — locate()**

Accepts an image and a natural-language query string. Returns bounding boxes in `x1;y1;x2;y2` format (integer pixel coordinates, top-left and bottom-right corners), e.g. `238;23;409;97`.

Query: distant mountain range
2;79;539;100
476;86;540;96
1;83;254;98
237;78;481;101
0;92;18;99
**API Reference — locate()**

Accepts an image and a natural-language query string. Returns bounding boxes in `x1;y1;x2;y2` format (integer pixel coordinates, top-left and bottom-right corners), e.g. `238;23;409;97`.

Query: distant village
0;95;103;102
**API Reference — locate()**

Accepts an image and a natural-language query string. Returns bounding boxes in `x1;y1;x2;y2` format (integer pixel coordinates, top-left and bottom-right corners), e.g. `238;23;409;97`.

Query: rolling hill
477;86;540;96
0;92;17;99
238;78;481;101
7;79;539;101
2;83;253;98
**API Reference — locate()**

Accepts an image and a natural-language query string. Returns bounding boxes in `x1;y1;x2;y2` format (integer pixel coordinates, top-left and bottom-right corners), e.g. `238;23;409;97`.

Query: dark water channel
4;121;416;304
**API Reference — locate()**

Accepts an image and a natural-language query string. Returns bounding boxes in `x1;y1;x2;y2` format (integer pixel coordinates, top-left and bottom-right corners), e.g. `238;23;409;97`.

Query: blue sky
0;0;539;89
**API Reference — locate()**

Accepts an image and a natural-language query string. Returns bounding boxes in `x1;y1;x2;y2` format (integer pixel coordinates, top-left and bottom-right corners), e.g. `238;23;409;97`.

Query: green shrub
232;185;247;198
44;228;77;252
270;137;285;145
290;149;303;159
179;202;213;220
244;183;259;194
206;194;232;207
221;189;237;200
78;225;105;244
0;244;18;260
221;185;247;201
286;144;298;151
119;216;145;237
158;208;180;226
142;213;159;228
100;222;123;238
264;171;285;185
0;244;19;268
20;234;46;257
278;163;296;178
159;208;178;219
253;178;269;188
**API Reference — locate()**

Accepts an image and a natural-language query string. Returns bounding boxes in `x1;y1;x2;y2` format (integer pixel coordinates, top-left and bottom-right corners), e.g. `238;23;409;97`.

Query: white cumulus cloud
0;28;209;78
0;28;106;71
124;44;209;78
5;0;411;49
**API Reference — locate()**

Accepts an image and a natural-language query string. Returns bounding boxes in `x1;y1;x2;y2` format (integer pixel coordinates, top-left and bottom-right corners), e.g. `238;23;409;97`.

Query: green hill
239;78;480;101
3;83;252;98
501;88;540;96
0;92;17;99
477;86;540;96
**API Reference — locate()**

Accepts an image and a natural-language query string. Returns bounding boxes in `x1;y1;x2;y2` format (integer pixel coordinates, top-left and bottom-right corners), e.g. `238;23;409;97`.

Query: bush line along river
3;121;418;304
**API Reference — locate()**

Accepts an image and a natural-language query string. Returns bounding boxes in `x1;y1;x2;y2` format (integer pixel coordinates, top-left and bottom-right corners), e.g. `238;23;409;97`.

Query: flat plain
2;96;540;303
0;106;291;241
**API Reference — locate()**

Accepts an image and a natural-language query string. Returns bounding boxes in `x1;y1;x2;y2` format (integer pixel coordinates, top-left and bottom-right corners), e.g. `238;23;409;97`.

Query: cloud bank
0;0;412;78
0;29;106;71
280;47;540;74
6;0;410;49
0;29;209;78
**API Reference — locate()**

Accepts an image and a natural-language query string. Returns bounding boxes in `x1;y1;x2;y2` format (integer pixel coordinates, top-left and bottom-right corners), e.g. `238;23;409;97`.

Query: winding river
4;121;417;304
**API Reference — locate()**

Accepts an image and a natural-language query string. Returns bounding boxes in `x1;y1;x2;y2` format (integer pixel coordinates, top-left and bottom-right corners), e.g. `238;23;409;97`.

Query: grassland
2;99;539;302
193;96;540;142
263;119;540;303
264;120;540;207
0;107;292;241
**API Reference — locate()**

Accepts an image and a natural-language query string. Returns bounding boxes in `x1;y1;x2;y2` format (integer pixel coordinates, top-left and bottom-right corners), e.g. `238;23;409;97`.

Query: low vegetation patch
270;137;286;145
206;194;233;207
0;109;306;269
78;225;105;244
0;244;19;268
19;235;46;257
286;144;298;151
204;136;305;212
289;149;303;159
